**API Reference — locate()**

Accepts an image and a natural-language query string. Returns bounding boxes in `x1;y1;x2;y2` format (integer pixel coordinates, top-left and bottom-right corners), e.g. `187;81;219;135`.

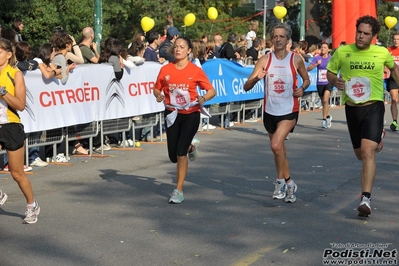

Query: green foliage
282;0;332;43
285;2;300;41
0;0;94;47
280;0;398;46
377;1;399;47
10;0;394;50
2;0;398;51
0;0;264;48
318;0;332;40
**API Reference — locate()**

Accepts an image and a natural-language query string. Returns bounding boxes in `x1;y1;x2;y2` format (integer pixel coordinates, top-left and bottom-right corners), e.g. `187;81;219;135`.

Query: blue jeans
28;147;40;164
155;121;165;136
140;126;152;140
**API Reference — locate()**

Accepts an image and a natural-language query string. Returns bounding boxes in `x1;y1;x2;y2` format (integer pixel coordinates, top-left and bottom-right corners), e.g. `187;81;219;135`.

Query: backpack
219;43;228;59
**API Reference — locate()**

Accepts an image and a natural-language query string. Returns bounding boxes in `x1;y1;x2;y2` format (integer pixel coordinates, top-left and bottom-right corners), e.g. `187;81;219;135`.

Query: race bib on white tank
0;99;9;124
345;77;371;104
267;74;291;98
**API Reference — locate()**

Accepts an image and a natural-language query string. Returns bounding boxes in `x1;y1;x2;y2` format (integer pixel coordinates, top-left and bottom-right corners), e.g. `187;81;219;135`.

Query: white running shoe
188;138;200;161
23;201;40;224
169;189;184;204
285;182;297;203
202;124;216;130
0;190;8;205
326;115;332;128
358;196;371;217
55;153;68;163
94;144;112;152
244;118;258;123
30;157;48;167
273;180;286;199
119;140;134;147
3;165;32;172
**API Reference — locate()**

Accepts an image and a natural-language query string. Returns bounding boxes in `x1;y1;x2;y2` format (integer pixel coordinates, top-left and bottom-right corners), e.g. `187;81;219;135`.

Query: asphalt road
1;105;398;266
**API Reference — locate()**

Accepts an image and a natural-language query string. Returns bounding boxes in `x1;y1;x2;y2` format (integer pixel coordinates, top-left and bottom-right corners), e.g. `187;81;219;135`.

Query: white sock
287;180;295;187
27;201;36;208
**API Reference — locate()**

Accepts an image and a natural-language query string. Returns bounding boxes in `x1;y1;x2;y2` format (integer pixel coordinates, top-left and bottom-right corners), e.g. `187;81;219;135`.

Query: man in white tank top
244;23;310;203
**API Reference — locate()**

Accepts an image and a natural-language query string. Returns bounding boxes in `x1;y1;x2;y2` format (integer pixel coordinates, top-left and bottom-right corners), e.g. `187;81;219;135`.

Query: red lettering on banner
92;87;100;100
53;90;65;104
39;86;100;107
66;90;77;103
75;89;84;102
128;82;155;96
40;92;51;107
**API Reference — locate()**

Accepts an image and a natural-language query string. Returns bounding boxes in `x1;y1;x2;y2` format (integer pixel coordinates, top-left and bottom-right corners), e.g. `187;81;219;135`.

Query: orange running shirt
155;62;214;114
388;46;399;66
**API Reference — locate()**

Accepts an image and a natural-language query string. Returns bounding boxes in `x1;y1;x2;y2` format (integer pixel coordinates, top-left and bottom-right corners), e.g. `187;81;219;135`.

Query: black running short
263;112;298;134
386;77;399;92
317;83;334;98
0;123;25;151
345;101;384;149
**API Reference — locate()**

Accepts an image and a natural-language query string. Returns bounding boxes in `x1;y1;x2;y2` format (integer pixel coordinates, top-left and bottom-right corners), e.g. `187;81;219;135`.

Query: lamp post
94;0;102;52
300;0;305;40
263;0;267;40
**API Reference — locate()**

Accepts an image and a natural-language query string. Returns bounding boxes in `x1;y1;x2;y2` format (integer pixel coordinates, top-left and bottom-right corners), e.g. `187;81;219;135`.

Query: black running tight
164;110;200;163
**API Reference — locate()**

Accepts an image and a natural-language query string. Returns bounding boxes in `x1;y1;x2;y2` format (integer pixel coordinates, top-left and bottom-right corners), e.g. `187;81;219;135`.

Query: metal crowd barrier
23;100;265;164
229;102;244;123
66;122;99;156
384;90;391;103
25;128;65;164
299;91;318;112
102;118;131;149
242;99;263;121
300;89;343;113
131;113;160;142
207;104;228;127
330;89;342;106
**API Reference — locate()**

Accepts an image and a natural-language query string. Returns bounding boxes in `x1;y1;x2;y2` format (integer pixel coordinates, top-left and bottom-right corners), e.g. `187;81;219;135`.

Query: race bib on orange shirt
169;88;191;108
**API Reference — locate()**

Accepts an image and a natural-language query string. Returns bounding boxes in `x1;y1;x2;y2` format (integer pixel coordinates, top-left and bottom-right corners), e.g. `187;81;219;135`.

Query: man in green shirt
79;27;100;64
327;15;399;217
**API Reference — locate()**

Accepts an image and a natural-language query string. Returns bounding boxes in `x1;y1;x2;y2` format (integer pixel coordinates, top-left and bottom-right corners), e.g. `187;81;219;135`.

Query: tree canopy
0;0;398;49
0;0;253;48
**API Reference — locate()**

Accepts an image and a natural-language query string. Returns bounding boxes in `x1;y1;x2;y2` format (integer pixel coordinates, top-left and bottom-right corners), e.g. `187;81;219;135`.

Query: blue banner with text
201;59;319;105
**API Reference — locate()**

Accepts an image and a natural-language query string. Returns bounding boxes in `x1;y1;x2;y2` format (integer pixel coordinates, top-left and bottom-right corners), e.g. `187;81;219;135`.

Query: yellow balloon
385;16;398;29
273;6;287;20
184;13;196;27
207;7;218;20
141;16;155;32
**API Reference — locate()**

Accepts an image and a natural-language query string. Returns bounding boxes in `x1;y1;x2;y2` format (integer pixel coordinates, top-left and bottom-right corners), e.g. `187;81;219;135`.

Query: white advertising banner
20;62;165;133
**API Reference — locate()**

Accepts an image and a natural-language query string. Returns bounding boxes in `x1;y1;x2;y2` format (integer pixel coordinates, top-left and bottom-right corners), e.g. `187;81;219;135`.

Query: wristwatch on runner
0;86;8;96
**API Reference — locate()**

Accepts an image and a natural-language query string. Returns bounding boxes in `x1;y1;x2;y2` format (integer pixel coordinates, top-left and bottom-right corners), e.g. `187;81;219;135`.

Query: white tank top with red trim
263;51;299;116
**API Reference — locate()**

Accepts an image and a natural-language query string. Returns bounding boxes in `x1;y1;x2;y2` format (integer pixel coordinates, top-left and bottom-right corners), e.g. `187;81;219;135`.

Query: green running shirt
327;44;394;104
